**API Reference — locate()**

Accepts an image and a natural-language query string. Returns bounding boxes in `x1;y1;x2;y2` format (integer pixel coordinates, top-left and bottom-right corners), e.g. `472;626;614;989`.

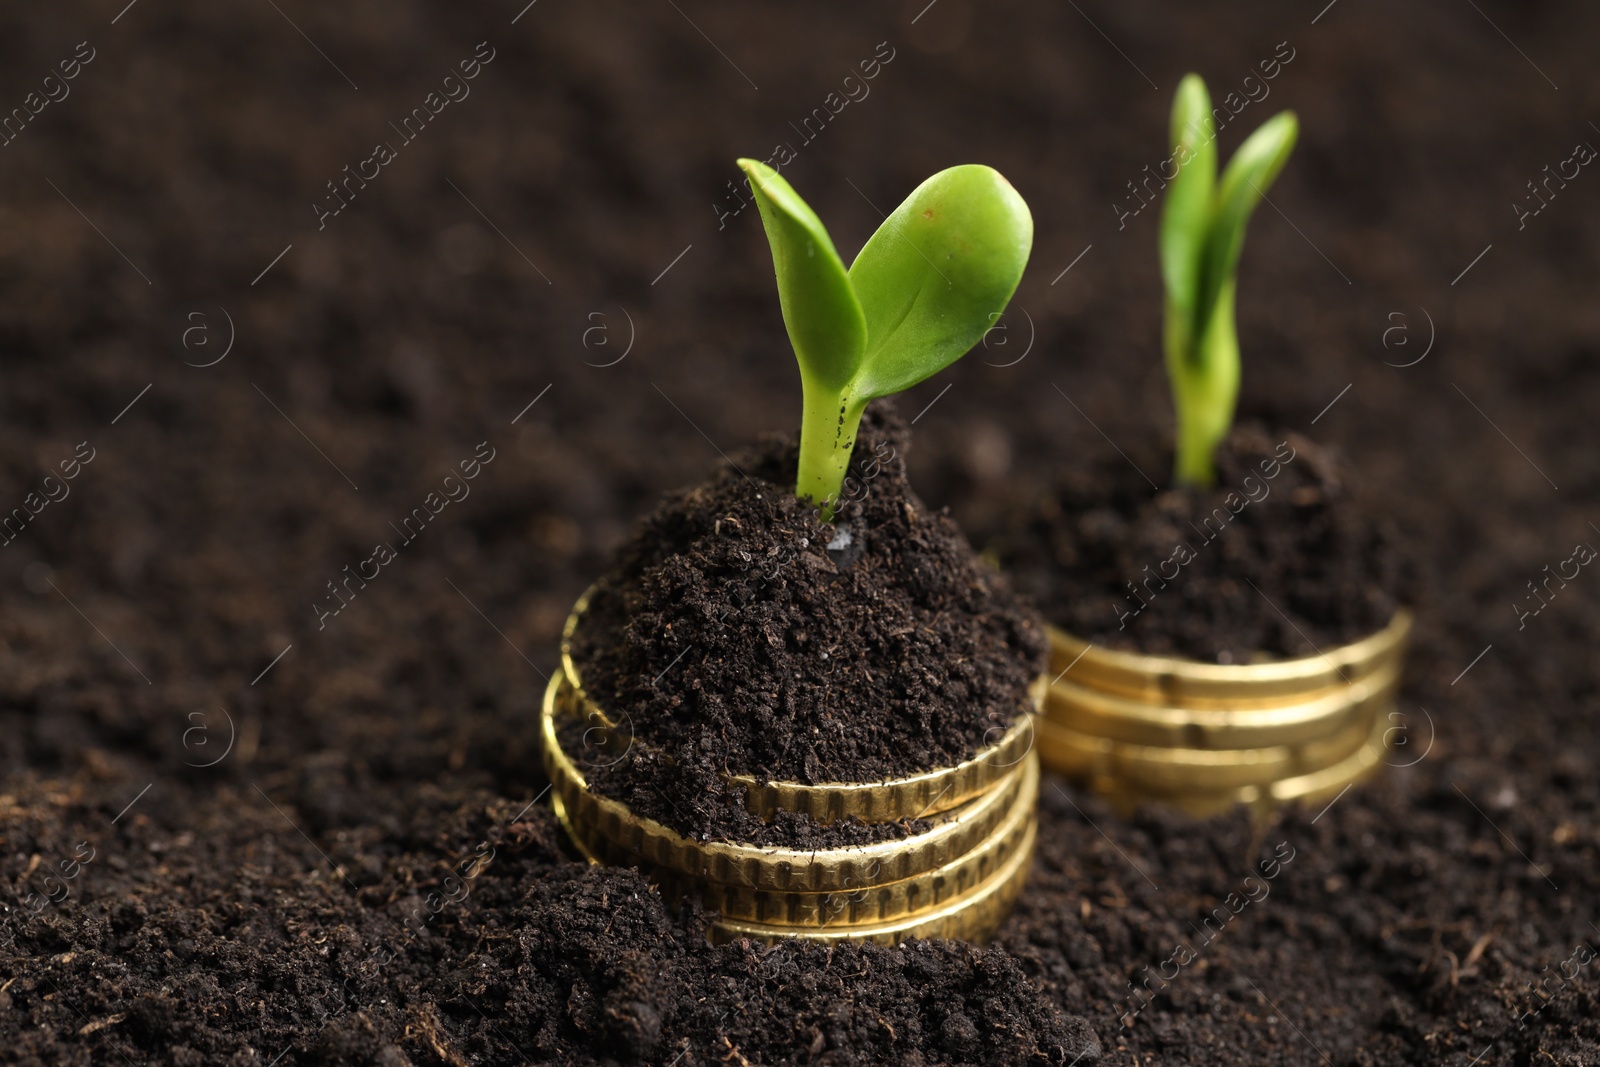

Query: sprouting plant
738;159;1032;519
1161;73;1298;487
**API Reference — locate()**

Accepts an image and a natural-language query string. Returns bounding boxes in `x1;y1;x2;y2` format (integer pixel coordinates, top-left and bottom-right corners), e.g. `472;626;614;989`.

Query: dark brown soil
4;1;1600;1065
572;405;1047;840
998;424;1411;660
1;792;1099;1066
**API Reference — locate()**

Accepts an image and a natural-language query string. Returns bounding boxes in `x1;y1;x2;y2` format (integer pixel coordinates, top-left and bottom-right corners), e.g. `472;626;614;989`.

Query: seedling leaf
1159;74;1297;487
848;165;1033;401
1198;111;1298;340
737;159;866;393
742;161;1033;516
1160;74;1217;372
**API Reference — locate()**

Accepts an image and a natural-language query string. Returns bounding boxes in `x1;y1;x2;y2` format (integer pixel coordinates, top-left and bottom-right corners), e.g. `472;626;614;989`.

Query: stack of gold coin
1036;611;1412;816
541;595;1044;945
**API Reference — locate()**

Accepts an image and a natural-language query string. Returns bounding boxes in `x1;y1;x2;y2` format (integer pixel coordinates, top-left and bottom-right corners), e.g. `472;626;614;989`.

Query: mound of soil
1000;424;1410;661
572;405;1047;839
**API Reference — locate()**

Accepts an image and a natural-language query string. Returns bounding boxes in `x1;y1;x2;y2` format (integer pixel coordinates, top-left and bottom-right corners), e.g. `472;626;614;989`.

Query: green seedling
738;159;1032;518
1160;73;1298;487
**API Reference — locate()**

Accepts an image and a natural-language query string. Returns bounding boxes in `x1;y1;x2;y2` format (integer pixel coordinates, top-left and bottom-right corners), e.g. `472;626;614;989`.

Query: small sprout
1160;73;1298;487
738;159;1033;518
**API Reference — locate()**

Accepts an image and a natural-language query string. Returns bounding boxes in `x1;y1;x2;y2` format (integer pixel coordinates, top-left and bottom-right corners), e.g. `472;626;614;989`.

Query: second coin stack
1036;611;1412;816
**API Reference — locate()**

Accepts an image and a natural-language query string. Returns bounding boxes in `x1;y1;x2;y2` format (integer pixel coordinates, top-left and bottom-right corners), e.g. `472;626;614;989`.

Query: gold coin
1086;707;1392;819
557;752;1039;929
1046;610;1412;709
1267;709;1389;804
542;673;1029;893
728;690;1039;826
1044;654;1400;750
560;585;1047;824
706;816;1036;946
558;583;601;701
1035;701;1379;791
552;791;606;866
